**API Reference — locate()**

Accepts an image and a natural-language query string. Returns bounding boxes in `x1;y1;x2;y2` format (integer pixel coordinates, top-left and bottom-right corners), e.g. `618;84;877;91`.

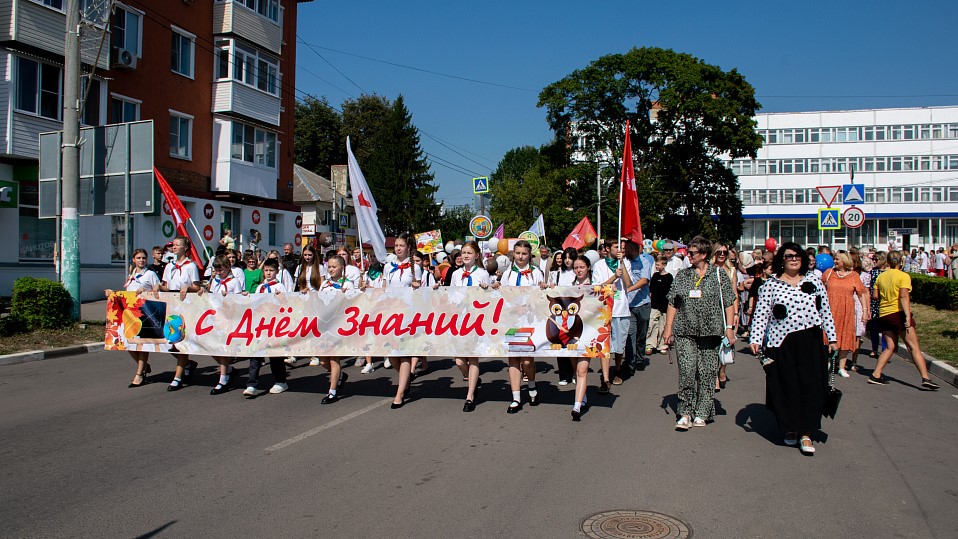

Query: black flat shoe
183;360;199;382
529;393;540;406
598;381;611;395
507;400;521;414
210;383;229;395
391;400;405;409
462;400;475;412
719;379;727;389
322;393;340;404
167;380;183;392
571;409;581;421
128;374;147;388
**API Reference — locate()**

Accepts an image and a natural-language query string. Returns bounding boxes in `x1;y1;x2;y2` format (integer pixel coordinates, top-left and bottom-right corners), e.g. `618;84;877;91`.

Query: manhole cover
581;510;691;539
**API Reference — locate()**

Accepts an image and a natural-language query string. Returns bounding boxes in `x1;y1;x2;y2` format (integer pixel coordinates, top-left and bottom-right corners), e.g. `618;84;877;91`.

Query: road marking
952;394;958;400
265;397;393;453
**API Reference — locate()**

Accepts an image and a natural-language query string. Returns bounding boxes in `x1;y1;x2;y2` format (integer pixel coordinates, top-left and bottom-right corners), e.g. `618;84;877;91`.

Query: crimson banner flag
562;216;597;250
619;121;643;244
154;167;204;270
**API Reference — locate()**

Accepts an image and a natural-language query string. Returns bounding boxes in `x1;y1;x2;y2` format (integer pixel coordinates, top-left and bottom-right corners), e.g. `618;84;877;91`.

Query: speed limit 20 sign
842;207;865;229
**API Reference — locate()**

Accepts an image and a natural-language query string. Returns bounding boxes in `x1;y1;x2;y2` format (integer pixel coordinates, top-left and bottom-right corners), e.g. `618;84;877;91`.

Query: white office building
730;106;958;251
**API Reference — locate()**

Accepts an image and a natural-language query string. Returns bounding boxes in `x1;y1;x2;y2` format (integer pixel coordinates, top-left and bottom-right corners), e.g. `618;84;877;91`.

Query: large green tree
294;96;345;178
342;95;441;236
538;47;762;242
435;204;474;242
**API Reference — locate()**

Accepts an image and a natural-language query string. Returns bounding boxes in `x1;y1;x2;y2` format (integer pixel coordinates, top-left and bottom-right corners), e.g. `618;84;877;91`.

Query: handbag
717;267;735;365
822;350;843;419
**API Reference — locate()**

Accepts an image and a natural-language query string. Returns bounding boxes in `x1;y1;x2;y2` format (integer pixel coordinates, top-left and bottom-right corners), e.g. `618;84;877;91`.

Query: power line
297;36;367;95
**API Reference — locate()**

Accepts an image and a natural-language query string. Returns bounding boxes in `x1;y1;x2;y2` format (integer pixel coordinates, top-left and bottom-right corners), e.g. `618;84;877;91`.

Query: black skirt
764;326;828;433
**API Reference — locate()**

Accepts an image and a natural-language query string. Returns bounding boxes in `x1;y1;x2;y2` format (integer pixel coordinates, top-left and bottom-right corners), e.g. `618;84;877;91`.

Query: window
795;189;806;204
171;27;195;78
110;94;140;123
80;76;102;126
18;182;57;261
112;5;142;55
231;121;276;168
231;0;280;22
323;209;332;226
34;0;63;9
111;216;126;263
80;0;109;24
268;213;278;245
226;41;280;96
169;111;192;159
14;57;61;120
215;40;230;80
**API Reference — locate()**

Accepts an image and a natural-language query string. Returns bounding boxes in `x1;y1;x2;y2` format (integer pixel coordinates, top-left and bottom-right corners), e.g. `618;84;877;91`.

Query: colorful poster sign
415;230;443;254
519;231;540;251
104;286;614;358
469;215;493;238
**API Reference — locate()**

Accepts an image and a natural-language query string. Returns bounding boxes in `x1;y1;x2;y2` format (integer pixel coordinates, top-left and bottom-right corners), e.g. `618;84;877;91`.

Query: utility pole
61;0;81;320
596;166;602;247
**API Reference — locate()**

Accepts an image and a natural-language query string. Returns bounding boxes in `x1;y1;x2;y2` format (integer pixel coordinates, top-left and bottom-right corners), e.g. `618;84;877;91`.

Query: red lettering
338;306;360;336
459;311;485;336
289;316;323;338
381;313;410;336
434;312;459;336
254;316;276;339
406;312;434;336
226;309;254;346
196;309;216;336
358;313;383;336
275;315;291;337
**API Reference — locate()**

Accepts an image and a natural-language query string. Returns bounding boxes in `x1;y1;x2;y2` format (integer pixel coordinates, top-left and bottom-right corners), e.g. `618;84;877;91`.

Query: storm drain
581;510;691;539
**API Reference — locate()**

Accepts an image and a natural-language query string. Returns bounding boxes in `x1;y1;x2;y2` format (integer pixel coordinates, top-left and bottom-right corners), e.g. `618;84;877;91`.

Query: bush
908;273;958;311
0;314;24;337
11;277;74;330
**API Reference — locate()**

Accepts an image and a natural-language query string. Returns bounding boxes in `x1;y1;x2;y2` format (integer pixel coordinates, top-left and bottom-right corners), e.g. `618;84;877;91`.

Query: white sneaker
284;357;297;366
693;417;707;427
383;358;392;369
838;368;850;378
243;386;264;397
269;383;288;394
558;380;569;386
361;363;375;374
309;357;321;366
675;416;691;431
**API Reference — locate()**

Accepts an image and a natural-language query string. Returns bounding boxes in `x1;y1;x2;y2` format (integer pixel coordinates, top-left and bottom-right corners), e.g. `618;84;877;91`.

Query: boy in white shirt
591;237;633;394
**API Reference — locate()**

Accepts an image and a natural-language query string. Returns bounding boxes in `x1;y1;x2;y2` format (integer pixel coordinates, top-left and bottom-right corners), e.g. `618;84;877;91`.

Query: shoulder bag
717;267;735;365
822;350;843;419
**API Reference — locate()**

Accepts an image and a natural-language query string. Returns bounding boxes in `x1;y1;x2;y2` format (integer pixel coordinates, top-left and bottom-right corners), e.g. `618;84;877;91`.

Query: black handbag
822;350;842;419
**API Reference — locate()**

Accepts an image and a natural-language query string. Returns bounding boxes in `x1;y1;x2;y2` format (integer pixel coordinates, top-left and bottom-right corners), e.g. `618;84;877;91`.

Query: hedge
10;277;74;330
908;273;958;311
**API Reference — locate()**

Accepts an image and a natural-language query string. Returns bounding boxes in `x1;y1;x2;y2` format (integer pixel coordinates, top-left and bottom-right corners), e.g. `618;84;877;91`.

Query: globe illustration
163;315;186;343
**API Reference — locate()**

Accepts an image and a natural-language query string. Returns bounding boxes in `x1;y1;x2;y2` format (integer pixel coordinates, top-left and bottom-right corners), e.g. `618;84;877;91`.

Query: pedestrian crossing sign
473;176;489;194
818;208;841;230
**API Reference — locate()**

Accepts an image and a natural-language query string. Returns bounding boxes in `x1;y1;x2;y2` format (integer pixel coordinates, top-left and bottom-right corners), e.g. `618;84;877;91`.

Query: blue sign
842;183;865;205
339;214;349;230
473;176;489;194
818;208;840;230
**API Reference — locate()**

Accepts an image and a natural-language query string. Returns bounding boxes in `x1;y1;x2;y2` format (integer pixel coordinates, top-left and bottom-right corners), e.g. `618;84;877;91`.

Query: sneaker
838;368;850;378
675;416;691;431
598;381;611;394
867;374;890;385
383;358;392;369
921;378;940;390
612;375;624;385
243;386;264;398
361;363;375;374
269;383;288;394
284;357;297;366
659;348;668;355
644;346;654;356
308;357;321;366
558;379;569;386
692;417;706;427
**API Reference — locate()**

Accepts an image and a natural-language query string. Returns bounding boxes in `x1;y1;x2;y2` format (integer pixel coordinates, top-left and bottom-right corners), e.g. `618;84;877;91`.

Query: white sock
573;402;582;413
218;374;228;385
328;388;337;396
171;377;182;385
512;390;521;402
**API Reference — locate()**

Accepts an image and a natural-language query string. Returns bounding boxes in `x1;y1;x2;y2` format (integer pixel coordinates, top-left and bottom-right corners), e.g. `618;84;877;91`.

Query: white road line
265;397;393;453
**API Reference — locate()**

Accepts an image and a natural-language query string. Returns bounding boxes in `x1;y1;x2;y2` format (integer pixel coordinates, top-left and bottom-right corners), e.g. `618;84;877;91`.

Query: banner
415;230;443;255
105;287;614;358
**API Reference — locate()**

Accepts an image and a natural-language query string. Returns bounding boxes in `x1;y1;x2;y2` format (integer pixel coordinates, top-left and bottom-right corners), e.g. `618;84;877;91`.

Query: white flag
346;137;388;263
528;214;546;240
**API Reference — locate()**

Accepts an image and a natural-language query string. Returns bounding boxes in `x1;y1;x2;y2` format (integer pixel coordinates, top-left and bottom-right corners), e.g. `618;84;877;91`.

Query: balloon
485;239;499;253
445;241;455;254
435;252;447;263
496;255;509;271
643;239;653;249
655;239;666;251
815;253;834;271
765;238;778;252
584;250;600;265
497;239;509;255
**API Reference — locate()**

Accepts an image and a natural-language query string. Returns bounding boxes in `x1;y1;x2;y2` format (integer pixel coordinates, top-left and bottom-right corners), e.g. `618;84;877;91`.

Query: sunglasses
687;250;701;256
783;253;802;260
714;250;728;256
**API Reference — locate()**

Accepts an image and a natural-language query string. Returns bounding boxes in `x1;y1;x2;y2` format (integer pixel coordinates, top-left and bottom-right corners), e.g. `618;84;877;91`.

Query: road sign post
818;208;841;230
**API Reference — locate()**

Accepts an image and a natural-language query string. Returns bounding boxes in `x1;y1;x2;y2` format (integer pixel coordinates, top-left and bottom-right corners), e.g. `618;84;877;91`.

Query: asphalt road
0;346;955;538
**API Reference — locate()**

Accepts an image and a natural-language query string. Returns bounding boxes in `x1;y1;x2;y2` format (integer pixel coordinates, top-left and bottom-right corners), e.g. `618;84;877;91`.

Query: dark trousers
556;358;574;382
626;303;652;368
247;357;287;388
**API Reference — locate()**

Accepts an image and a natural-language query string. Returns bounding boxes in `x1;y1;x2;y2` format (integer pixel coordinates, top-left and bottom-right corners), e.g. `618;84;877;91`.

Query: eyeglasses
687;250;700;256
783;253;802;260
714;250;728;256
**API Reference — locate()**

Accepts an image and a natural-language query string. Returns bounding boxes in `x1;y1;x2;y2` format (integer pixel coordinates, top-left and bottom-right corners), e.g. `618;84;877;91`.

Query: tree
342;95;442;236
435;204;474;242
294;96;345;178
538;47;762;242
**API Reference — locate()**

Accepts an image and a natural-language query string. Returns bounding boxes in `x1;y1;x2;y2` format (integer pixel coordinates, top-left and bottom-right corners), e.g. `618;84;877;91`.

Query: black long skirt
764;326;828;433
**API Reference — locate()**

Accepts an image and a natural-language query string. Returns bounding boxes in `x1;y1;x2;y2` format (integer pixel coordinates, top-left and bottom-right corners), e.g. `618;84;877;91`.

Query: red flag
154;167;204;270
618;121;643;244
562;216;597;251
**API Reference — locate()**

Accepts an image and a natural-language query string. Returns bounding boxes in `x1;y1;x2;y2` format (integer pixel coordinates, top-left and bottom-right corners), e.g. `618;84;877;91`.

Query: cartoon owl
545;295;584;350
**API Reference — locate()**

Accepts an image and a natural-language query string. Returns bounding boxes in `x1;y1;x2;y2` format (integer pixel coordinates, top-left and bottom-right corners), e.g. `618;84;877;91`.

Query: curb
894;347;958;389
0;342;104;367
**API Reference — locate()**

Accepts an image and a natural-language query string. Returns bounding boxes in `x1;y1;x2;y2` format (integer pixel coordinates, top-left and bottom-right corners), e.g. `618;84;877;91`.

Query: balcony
212;80;281;127
213;1;283;55
3;0;109;69
211;118;277;199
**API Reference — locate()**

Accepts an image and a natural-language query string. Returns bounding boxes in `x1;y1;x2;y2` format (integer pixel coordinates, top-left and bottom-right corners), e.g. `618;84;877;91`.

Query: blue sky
295;1;958;209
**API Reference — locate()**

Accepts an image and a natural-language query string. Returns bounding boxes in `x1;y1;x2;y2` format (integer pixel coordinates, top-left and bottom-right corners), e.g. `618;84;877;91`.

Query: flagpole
187;217;206;263
617;121;629;245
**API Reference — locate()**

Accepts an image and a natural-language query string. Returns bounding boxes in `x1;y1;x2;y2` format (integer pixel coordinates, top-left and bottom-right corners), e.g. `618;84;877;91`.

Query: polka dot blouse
749;273;837;349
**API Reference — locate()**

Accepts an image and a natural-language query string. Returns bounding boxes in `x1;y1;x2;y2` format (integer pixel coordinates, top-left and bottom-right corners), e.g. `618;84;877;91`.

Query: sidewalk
81;300;108;323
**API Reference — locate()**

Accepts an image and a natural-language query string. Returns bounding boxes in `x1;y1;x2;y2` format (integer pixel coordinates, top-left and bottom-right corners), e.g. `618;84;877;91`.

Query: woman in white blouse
105;248;160;388
750;242;838;455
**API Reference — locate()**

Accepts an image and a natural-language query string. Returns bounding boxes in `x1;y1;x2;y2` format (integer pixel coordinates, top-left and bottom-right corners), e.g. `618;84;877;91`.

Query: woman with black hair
749;242;838;455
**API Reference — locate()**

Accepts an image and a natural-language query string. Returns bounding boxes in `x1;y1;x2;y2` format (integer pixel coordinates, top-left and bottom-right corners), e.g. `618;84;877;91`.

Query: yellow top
875;268;911;317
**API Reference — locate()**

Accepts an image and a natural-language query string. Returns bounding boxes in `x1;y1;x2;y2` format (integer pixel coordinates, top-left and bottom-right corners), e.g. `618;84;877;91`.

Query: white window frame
110;93;141;123
223;0;281;24
230;120;277;169
13;56;62;121
169;109;193;161
170;25;196;79
29;0;64;12
219;38;281;97
112;3;144;57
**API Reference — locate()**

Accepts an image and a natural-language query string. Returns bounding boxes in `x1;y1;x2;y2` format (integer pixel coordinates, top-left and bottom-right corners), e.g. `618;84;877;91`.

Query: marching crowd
107;231;944;453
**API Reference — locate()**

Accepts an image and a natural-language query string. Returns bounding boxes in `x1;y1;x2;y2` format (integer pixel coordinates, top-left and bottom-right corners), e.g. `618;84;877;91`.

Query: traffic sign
473;176;490;194
818;208;840;230
842;183;865;205
338;213;349;230
816;185;841;207
842;207;865;229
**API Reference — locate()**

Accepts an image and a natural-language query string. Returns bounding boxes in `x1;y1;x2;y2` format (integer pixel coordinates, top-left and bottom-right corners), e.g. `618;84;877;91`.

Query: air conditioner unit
113;48;137;70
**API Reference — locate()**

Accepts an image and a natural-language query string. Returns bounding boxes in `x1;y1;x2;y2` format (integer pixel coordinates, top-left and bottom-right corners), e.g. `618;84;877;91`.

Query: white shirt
344;265;362;289
255;279;288;294
556;269;577;286
294;265;322;291
385;258;414;288
162;258;200;291
420;270;437;288
364;271;384;289
451;265;491;287
918;252;929;270
499;265;544;287
124;269;160;292
320;276;355;291
935;252;946;270
665;254;689;278
591;258;632;318
205;264;245;289
208;274;244;296
278;268;294;291
749;273;837;349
